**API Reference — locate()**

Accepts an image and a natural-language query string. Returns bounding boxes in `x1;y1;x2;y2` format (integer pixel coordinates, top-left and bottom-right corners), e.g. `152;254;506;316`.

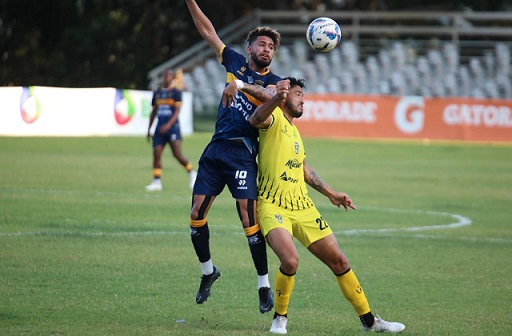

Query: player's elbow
249;114;263;128
249;115;258;127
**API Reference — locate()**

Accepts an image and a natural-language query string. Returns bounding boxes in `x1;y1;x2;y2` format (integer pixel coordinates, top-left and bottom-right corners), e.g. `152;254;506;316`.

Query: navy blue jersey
151;86;182;133
211;46;281;154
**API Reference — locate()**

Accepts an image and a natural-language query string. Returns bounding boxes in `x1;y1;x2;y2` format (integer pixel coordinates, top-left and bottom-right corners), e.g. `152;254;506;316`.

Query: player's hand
160;123;171;134
222;80;238;108
146;132;151;142
330;192;357;212
275;79;290;101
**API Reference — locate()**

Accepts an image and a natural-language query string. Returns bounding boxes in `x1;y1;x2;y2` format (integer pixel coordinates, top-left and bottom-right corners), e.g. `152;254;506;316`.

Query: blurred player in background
250;78;405;334
185;0;281;313
146;68;197;191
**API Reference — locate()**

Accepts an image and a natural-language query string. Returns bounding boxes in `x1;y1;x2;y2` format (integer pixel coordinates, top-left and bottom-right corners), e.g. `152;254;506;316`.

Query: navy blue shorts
193;140;257;200
152;124;182;147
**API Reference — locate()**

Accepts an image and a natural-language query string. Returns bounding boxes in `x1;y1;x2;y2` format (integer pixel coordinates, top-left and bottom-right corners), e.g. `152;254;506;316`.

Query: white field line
1;206;510;243
333;206;472;235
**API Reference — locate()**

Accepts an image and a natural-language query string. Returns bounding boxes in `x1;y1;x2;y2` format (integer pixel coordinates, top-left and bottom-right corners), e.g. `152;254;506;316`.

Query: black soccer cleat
196;266;221;304
258;286;274;313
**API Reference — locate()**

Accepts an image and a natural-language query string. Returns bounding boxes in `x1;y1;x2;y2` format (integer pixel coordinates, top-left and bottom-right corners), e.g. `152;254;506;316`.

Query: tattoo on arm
308;170;325;192
254;112;265;123
243;84;274;101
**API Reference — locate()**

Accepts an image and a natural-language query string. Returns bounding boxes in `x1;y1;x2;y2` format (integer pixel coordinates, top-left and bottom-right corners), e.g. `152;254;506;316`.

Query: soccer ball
306;17;342;52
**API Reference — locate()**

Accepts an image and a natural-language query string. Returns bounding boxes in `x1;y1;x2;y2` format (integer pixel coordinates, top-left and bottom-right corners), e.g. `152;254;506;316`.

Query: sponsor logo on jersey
279;171;298;183
285;159;302;169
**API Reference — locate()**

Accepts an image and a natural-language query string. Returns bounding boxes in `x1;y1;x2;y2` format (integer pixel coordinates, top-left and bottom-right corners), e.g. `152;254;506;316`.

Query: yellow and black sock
274;268;295;317
190;218;210;262
153;168;162;179
336;268;370;315
244;224;268;276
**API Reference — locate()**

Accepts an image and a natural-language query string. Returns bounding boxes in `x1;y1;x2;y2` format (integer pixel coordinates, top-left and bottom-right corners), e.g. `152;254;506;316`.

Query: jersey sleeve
151;90;158;106
174;88;182;103
221;46;247;77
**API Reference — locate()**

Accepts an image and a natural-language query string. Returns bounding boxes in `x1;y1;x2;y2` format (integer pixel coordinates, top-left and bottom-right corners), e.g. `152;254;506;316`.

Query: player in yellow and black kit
250;78;405;334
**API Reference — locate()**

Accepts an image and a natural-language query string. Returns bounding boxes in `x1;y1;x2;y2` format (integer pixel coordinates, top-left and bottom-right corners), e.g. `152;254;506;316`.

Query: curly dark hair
246;26;281;48
283;77;306;89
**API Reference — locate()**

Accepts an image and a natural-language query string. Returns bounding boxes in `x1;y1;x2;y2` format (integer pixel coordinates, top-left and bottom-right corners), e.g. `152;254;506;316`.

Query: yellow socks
153;168;162;179
274;268;295;316
336;268;371;316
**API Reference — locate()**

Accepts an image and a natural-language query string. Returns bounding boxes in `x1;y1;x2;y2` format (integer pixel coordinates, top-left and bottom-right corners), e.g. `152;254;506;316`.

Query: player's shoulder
268;107;284;127
171;86;182;94
263;72;282;86
222;45;246;63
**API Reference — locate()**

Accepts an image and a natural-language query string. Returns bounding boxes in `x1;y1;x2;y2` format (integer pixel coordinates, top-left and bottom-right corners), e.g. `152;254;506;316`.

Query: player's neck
248;61;268;74
283;111;294;124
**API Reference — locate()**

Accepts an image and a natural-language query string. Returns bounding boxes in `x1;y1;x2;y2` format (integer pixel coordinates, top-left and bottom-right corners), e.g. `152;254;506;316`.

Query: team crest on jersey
274;214;283;223
294;142;299;154
247;76;254;84
281;124;290;137
237;66;246;76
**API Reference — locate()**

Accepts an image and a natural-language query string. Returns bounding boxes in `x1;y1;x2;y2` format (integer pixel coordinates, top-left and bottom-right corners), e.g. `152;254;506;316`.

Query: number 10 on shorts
235;170;247;179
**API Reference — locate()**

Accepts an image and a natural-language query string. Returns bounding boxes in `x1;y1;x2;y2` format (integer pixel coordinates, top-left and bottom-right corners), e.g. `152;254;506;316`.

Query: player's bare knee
281;255;300;274
236;199;256;228
240;216;252;228
190;208;200;221
190;195;212;221
329;255;350;274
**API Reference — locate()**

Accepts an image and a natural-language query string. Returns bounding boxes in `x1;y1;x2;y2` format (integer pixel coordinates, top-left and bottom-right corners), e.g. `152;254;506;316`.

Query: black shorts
193;140;257;199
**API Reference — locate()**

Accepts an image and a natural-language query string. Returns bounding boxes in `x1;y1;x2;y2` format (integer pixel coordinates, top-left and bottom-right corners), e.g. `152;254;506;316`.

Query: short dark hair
246;26;281;48
283;77;306;89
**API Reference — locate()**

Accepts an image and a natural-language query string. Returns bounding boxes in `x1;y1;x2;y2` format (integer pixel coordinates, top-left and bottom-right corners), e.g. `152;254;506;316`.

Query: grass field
1;134;511;336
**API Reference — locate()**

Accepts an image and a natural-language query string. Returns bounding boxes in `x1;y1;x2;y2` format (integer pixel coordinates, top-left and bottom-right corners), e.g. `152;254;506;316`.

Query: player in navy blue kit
185;0;281;313
146;68;197;191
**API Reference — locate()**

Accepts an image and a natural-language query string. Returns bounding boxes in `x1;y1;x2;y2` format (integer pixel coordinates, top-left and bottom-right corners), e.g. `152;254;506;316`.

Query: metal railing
148;10;512;89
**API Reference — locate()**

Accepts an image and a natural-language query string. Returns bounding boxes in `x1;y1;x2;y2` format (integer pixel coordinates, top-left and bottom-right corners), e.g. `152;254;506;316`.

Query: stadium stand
148;10;512;115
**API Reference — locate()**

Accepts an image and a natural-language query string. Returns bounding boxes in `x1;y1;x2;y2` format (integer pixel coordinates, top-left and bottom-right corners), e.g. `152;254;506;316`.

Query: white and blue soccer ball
306;17;342;52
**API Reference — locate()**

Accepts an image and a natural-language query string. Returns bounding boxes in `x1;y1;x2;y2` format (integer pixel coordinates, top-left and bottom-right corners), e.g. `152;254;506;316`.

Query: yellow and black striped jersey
257;108;314;210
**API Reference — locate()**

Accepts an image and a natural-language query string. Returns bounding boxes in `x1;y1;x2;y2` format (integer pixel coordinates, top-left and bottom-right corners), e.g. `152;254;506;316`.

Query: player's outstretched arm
185;0;223;57
241;83;278;103
250;80;289;129
304;160;357;212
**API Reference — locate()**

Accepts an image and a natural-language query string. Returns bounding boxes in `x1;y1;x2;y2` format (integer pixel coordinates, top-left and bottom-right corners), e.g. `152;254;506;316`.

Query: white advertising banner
0;86;193;136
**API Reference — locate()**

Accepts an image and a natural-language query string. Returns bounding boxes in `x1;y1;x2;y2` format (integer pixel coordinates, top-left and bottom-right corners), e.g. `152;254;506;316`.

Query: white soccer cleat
362;315;405;333
269;315;288;334
145;179;162;191
189;170;197;190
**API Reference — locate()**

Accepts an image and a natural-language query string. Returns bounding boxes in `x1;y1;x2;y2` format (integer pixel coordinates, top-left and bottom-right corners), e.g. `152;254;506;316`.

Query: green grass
1;135;511;335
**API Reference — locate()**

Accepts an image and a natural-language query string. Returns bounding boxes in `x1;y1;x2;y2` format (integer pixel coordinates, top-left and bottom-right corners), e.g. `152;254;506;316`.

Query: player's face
284;85;304;119
163;69;174;86
248;36;275;68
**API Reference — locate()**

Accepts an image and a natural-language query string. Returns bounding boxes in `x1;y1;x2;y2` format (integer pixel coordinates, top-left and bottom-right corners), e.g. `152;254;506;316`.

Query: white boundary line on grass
333;206;472;235
2;206;510;243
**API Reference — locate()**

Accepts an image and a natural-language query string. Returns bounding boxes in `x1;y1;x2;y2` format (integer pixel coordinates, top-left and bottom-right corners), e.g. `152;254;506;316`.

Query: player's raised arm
250;80;289;129
185;0;224;57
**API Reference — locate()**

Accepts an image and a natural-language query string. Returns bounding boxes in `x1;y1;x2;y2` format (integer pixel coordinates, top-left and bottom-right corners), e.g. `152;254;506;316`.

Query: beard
284;100;303;119
251;52;271;68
